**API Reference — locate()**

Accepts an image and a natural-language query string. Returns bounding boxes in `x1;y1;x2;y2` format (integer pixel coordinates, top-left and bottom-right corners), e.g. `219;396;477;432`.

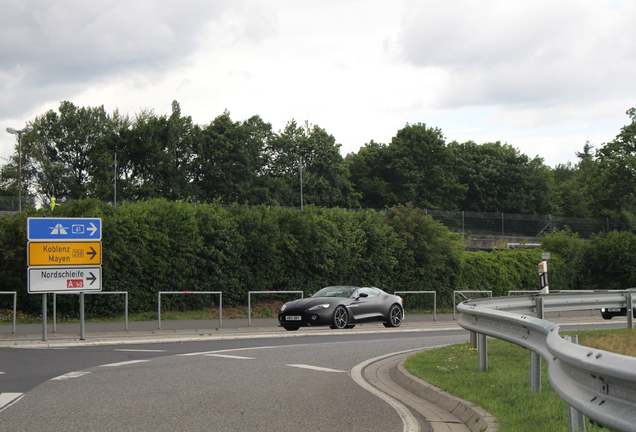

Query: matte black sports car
278;286;404;331
600;307;636;320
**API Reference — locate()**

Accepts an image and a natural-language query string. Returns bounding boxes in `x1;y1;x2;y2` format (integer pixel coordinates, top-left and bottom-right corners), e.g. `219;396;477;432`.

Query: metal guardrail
394;290;437;321
247;290;303;327
158;291;222;329
452;290;492;320
457;290;636;432
0;291;17;334
52;291;129;334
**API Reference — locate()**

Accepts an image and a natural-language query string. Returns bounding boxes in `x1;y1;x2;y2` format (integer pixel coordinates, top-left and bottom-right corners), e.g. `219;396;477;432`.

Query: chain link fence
426;209;628;238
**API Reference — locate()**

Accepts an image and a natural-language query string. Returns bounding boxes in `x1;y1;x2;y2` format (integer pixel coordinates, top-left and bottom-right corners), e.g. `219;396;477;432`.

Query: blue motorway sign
27;217;102;241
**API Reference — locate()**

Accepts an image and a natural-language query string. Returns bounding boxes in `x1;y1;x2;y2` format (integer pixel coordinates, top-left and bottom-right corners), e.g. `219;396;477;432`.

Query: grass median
403;330;633;432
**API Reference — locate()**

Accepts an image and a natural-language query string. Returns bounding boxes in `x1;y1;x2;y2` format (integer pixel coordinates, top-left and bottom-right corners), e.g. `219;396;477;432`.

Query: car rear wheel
331;306;349;329
283;326;299;331
383;304;403;328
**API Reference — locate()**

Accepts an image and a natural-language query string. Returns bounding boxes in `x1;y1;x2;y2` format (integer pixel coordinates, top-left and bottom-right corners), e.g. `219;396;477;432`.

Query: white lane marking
286;364;345;373
51;371;91;381
0;372;5;375
114;349;166;353
206;354;255;360
351;347;432;432
180;345;283;357
0;393;24;413
99;360;150;368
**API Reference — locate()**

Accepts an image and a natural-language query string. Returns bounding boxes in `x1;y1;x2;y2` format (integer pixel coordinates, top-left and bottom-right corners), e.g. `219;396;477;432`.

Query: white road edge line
0;393;24;413
114;349;166;353
350;346;440;432
286;364;345;373
51;371;91;381
99;360;150;368
206;354;255;360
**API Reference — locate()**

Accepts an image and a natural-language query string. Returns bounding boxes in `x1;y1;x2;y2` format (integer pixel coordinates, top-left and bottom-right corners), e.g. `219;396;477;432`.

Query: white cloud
1;0;635;170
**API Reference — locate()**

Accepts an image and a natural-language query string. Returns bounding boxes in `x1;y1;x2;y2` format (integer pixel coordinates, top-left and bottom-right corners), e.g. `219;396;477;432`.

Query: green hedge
0;199;596;318
0;200;467;315
458;249;570;296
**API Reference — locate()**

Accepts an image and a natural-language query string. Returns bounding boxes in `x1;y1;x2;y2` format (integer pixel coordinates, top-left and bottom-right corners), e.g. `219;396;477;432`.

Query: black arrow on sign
87;246;97;260
87;272;97;286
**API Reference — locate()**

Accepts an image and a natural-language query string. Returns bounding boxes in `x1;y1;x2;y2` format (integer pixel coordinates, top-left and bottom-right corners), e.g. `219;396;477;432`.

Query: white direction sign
28;267;102;293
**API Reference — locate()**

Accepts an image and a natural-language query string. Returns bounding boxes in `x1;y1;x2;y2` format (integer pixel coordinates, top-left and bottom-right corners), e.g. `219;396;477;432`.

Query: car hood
283;297;347;310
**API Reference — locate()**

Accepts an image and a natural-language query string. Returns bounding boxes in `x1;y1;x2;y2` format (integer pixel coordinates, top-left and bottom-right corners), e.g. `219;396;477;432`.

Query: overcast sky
1;0;635;166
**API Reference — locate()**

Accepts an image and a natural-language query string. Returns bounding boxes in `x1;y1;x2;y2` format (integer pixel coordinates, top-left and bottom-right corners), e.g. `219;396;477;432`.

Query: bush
0;200;463;315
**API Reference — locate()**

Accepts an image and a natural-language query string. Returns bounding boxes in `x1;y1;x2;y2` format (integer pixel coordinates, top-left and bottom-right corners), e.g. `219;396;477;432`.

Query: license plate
285;316;302;321
607;308;621;312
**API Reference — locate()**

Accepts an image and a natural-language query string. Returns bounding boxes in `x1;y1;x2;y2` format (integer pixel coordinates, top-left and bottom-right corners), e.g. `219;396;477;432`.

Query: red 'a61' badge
66;279;84;288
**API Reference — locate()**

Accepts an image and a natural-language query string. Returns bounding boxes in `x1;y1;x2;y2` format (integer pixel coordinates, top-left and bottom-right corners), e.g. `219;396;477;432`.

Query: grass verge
404;339;607;432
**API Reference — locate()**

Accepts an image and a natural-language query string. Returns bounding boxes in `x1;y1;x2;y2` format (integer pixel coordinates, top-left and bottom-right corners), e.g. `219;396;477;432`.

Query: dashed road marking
99;360;150;368
0;393;24;413
51;371;91;381
114;349;166;353
206;354;255;360
0;372;5;375
286;364;345;373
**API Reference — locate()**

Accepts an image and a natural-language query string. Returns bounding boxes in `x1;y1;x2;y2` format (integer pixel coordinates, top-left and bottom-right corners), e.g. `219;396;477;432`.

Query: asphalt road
0;319;627;432
1;330;467;431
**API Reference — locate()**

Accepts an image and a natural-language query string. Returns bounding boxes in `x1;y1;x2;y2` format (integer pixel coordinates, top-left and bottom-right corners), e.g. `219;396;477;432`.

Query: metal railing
158;291;222;329
457;290;636;431
0;291;17;334
52;291;129;334
452;290;492;320
394;290;437;321
247;290;303;326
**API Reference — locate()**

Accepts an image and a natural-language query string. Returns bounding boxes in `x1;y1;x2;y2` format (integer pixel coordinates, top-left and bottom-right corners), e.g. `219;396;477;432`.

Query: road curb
1;326;463;348
393;360;497;432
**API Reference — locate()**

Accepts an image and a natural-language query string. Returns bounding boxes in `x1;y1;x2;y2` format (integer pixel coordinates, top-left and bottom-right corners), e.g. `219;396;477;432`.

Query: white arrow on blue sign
27;217;102;241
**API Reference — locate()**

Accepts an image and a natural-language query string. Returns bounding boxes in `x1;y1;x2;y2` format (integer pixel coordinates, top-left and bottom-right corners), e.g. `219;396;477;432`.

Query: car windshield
312;286;356;298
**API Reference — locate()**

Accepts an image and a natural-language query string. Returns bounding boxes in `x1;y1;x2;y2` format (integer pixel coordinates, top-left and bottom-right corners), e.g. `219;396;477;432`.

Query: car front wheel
330;306;349;329
383;304;403;328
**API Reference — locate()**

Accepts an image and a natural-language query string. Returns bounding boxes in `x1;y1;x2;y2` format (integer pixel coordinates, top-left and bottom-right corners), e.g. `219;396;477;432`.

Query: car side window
360;287;377;297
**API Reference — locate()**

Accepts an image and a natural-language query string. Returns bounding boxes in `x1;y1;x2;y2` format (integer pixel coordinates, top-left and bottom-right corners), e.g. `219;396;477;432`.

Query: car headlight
308;304;331;311
281;303;288;312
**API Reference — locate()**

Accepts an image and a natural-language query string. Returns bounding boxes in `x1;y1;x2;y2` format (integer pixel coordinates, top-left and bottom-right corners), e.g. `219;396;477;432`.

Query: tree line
2;101;635;219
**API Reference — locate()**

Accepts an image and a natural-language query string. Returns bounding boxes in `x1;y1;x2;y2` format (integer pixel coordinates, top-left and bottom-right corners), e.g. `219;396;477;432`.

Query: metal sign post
42;293;47;341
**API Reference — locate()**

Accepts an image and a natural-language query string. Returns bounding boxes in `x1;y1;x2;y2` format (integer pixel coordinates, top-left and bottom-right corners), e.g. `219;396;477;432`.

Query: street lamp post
6;127;31;213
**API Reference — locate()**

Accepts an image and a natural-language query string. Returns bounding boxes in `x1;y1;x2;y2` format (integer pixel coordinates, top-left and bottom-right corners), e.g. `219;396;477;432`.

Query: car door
352;287;382;321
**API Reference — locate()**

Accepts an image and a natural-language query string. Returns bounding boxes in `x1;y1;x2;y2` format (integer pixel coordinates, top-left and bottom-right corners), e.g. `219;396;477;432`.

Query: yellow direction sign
28;241;102;266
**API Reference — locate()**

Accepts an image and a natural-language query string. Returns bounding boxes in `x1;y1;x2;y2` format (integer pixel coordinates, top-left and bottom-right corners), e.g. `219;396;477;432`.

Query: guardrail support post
248;293;251;327
79;292;85;340
536;296;545;319
12;292;16;335
433;292;437;321
157;293;162;330
219;293;223;329
477;333;488;371
124;293;129;331
469;331;477;348
530;351;541;392
627;292;633;330
566;335;586;431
